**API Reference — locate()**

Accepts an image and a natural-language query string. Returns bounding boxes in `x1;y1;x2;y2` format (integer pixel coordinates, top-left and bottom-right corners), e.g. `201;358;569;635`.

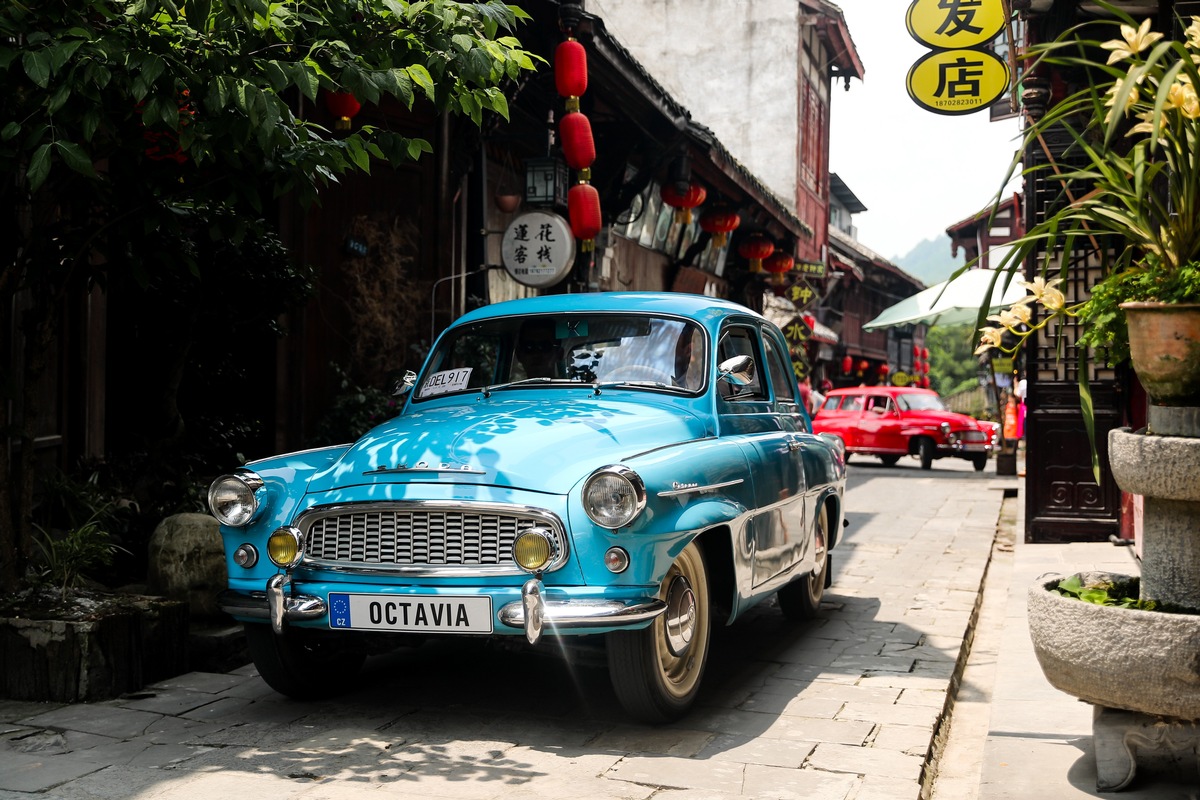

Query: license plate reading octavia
327;593;494;633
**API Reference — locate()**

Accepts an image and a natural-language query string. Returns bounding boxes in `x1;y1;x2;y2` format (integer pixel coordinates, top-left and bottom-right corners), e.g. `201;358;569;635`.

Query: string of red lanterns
557;34;601;251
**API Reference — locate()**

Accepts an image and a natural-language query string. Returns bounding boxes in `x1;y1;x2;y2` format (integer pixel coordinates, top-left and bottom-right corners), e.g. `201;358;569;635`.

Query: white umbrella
861;268;1026;331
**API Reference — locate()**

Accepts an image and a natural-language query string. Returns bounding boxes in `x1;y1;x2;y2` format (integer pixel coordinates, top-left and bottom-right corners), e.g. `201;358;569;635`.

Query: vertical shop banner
783;316;813;381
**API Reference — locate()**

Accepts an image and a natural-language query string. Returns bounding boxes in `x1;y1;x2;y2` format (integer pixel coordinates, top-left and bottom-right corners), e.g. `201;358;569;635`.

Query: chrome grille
296;502;566;575
960;430;988;443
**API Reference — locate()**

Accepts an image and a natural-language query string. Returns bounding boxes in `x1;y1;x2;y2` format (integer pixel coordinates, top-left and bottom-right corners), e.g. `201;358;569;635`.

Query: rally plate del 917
328;593;494;633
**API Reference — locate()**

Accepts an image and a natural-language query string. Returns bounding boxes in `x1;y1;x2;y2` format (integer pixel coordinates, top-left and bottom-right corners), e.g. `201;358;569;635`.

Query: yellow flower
986;302;1032;330
1186;16;1200;51
974;327;1005;355
1101;18;1164;65
1104;78;1140;123
1127;108;1167;139
1019;276;1066;311
1170;81;1200;119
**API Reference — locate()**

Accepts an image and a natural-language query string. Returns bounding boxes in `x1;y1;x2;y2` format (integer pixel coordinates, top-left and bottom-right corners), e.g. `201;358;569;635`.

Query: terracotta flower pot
494;193;522;213
1121;302;1200;405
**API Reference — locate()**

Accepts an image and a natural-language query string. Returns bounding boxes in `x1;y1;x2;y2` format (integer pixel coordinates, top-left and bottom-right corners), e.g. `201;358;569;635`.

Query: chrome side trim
497;597;667;630
657;478;745;498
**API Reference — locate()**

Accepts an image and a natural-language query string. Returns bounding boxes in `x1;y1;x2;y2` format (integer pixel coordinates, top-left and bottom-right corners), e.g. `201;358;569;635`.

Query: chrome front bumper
218;575;666;643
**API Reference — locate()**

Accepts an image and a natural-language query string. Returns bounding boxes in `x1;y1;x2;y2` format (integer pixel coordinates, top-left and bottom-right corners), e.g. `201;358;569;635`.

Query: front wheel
778;504;829;621
607;542;711;724
918;438;935;470
243;623;366;699
972;454;988;472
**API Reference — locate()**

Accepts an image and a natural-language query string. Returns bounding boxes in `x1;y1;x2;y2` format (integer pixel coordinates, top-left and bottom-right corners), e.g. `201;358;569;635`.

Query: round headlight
208;472;264;527
513;529;554;573
267;526;303;568
583;465;646;529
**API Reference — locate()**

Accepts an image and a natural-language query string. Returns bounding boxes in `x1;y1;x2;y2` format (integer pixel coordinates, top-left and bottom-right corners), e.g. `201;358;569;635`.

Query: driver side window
717;325;764;400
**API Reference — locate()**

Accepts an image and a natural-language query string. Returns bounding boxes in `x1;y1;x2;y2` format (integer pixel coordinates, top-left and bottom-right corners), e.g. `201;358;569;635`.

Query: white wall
590;0;801;211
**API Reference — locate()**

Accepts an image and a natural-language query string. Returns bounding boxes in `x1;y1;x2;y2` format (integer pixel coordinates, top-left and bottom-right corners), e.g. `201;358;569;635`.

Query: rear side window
842;395;864;411
820;396;839;411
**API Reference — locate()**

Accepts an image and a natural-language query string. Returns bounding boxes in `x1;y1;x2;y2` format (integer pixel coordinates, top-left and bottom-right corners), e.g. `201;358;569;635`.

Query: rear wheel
918;438;935;470
972;454;989;472
244;623;366;699
879;455;901;467
607;542;711;723
778;504;829;621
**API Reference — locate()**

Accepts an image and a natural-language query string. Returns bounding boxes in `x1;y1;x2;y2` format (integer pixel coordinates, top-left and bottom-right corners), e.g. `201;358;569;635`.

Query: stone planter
0;594;189;703
1028;572;1200;720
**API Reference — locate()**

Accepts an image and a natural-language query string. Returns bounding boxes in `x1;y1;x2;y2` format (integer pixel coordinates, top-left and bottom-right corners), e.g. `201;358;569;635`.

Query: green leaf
54;141;96;178
49;40;84;73
1;122;18;141
22;48;53;88
406;64;434;101
1078;352;1100;485
27;143;51;191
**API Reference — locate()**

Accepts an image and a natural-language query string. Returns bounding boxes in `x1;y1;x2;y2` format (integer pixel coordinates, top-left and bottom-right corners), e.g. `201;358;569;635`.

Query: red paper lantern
921;376;932;388
323;90;361;131
698;207;740;248
737;232;774;273
842;355;853;374
922;347;930;360
660;182;707;223
878;364;891;376
555;39;588;101
857;360;869;373
913;344;921;359
764;252;794;274
559;112;595;172
568;182;602;251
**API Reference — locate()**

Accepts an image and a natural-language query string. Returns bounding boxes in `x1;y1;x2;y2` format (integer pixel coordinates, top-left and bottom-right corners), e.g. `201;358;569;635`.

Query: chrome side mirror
393;370;417;397
717;355;755;387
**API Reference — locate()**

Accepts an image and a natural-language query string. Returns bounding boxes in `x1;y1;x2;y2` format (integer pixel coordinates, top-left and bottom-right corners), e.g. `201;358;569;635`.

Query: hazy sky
828;0;1023;261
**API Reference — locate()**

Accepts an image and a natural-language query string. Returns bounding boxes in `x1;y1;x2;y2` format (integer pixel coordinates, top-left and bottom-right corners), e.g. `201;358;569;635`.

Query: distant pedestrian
799;375;813;410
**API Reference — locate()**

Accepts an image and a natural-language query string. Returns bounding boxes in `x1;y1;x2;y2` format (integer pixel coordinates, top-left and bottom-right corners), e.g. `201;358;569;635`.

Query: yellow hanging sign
906;0;1007;50
906;48;1010;116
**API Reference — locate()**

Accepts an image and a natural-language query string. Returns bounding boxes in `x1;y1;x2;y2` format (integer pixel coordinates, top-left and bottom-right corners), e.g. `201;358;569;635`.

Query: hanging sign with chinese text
906;0;1006;50
501;211;576;288
905;0;1011;116
782;316;812;381
906;48;1010;116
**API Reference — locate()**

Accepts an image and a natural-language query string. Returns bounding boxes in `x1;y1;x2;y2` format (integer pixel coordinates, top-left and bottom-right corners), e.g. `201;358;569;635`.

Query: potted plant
976;4;1200;409
972;5;1200;790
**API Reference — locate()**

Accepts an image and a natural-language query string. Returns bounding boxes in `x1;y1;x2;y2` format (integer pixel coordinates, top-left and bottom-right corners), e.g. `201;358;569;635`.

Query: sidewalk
934;475;1198;800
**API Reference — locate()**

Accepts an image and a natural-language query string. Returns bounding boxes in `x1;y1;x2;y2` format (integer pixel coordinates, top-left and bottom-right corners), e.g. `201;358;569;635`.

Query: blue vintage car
208;292;847;722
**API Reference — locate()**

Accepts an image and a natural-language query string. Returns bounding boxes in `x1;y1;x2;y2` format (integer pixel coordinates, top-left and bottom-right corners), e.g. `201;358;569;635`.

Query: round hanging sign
906;0;1006;50
500;211;576;288
906;48;1010;116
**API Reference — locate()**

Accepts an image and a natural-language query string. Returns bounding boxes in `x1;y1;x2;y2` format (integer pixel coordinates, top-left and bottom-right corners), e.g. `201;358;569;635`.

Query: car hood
305;395;710;495
904;409;987;429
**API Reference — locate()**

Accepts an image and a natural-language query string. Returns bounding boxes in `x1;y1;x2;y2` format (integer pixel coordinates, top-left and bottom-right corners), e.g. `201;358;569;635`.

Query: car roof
452;291;765;327
827;386;936;396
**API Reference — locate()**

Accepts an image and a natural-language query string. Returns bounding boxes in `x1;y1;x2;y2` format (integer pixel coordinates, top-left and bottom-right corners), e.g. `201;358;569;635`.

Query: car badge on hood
364;461;485;475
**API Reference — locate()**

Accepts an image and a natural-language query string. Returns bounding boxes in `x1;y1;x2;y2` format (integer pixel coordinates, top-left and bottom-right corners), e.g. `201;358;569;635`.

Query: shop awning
809;318;839;344
862;269;1026;331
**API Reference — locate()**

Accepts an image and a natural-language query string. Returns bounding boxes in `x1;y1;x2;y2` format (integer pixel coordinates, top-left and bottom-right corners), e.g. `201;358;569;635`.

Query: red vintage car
811;386;1000;471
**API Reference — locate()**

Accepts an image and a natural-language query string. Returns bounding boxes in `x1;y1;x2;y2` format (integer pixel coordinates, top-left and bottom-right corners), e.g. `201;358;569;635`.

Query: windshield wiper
592;380;679;395
480;377;555;397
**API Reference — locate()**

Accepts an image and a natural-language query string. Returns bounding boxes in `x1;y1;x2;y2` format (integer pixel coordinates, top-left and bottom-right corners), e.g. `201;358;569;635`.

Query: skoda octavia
208;292;846;722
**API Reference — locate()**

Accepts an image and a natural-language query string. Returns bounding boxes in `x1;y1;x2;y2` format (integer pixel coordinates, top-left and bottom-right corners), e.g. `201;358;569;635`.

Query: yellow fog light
513;529;553;573
267;526;303;568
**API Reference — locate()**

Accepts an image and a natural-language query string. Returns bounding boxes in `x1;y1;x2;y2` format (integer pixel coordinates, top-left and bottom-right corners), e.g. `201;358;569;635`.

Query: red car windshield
897;393;948;412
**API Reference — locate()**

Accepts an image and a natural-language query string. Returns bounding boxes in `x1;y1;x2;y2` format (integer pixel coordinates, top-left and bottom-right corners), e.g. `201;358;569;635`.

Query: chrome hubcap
663;574;696;657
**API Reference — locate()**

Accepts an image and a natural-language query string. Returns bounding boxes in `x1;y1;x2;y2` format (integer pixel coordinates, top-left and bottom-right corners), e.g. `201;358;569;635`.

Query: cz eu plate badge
328;593;494;633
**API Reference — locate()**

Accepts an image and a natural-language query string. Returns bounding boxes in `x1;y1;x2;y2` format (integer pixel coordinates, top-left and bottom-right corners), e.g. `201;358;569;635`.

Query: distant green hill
892;234;967;286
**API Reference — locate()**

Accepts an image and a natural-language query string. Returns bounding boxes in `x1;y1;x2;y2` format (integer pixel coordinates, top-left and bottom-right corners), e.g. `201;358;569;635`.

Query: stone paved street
0;459;1011;799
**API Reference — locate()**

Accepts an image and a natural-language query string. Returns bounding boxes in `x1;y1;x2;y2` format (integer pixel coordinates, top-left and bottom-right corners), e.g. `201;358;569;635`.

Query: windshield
897;393;948;412
414;313;707;400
